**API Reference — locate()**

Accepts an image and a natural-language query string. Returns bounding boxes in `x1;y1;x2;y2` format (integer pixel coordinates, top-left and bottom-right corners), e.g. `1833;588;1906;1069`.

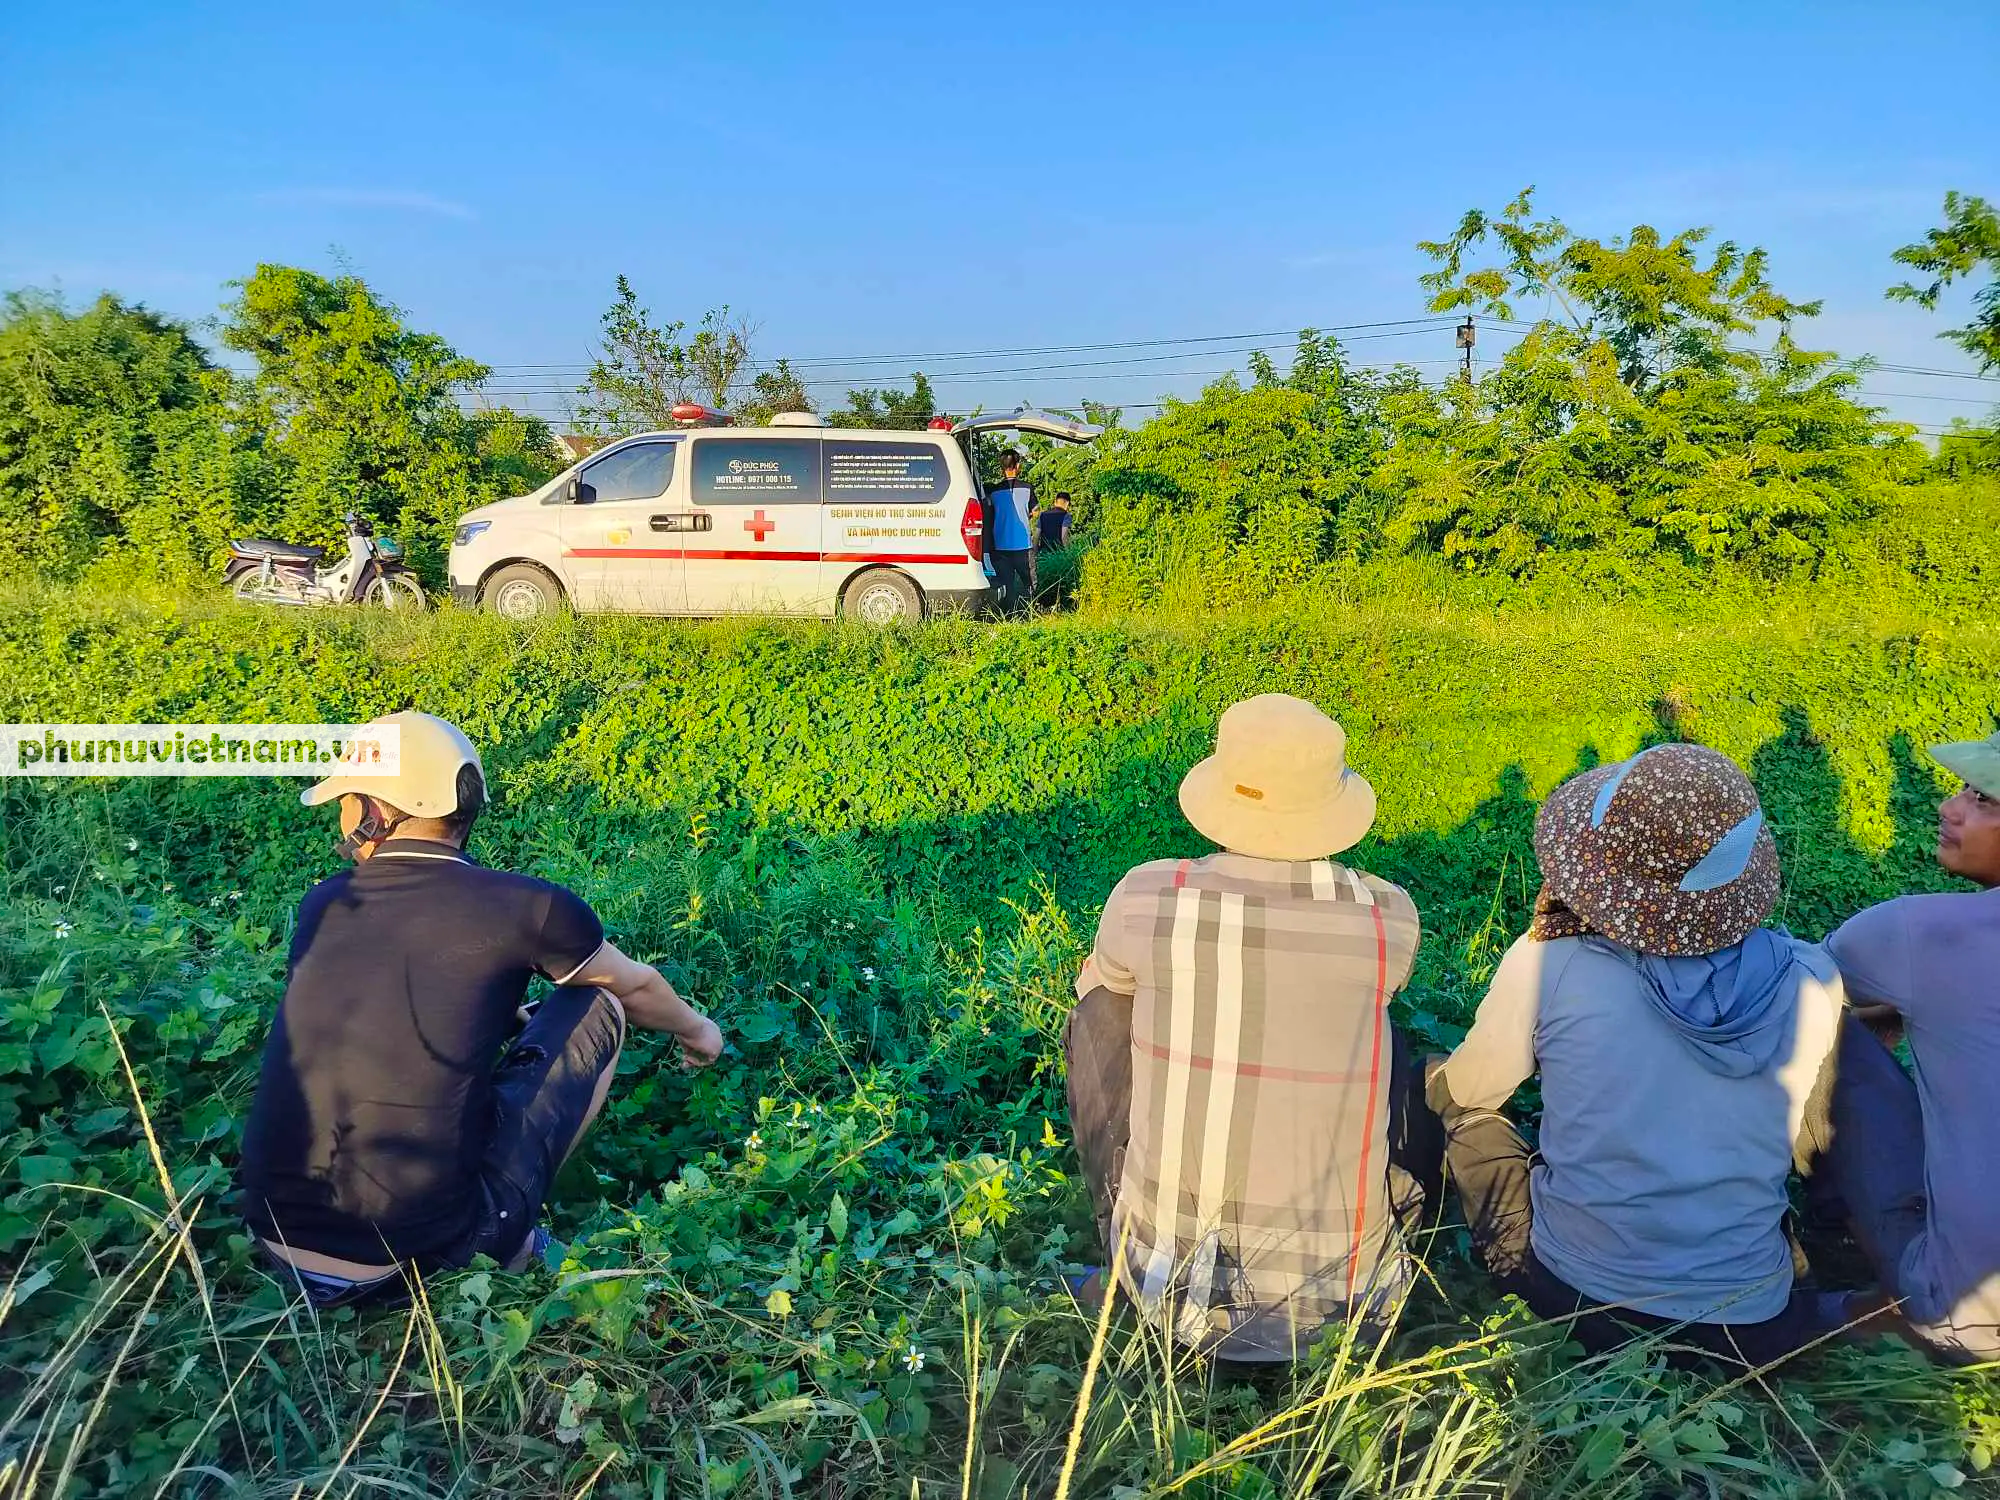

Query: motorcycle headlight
453;520;491;547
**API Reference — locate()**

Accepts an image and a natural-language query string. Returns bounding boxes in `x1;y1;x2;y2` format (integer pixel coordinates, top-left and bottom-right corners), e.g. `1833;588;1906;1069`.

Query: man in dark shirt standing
985;450;1037;619
236;711;724;1305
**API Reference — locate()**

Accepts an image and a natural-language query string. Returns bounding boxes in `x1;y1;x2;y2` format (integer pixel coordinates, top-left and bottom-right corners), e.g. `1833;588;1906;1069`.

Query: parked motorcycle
223;513;428;610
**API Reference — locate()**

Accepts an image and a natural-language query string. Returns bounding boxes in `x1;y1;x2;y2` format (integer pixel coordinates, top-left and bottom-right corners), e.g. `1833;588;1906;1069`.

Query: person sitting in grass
234;710;724;1308
1804;730;2000;1365
1064;694;1442;1360
1429;744;1847;1367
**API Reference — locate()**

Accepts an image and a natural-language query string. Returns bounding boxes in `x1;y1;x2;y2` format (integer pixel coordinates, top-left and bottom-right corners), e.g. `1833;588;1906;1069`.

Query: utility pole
1456;316;1476;382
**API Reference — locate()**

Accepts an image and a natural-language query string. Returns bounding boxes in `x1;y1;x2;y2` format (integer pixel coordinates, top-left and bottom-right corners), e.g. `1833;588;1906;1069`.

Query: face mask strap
336;796;408;860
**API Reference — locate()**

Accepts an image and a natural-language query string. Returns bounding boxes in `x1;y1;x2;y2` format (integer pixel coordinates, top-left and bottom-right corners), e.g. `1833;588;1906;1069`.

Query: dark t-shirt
1037;508;1072;548
236;839;605;1262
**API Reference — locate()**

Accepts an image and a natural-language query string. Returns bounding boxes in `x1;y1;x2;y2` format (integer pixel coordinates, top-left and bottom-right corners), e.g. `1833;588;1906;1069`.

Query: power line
1872;362;2000;384
473;325;1455;389
1860;389;2000;406
479;316;1458;374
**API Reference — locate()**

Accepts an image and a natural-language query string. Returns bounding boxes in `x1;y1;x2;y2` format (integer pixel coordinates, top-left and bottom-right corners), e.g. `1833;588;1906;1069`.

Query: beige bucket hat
1178;695;1377;860
1532;742;1780;956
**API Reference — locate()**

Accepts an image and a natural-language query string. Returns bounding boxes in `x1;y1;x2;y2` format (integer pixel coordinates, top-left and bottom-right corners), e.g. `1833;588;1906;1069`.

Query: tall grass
4;583;2000;1495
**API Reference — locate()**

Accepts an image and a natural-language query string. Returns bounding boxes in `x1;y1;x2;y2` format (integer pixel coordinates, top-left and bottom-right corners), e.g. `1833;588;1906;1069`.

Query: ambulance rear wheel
483;564;564;620
842;568;923;625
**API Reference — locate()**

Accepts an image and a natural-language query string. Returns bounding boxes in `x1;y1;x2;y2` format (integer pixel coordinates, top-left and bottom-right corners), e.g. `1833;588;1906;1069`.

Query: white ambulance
447;407;1101;622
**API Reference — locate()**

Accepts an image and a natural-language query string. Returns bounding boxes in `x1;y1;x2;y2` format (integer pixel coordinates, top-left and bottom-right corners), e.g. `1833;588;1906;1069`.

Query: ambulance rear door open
950;409;1105;566
950;408;1106;445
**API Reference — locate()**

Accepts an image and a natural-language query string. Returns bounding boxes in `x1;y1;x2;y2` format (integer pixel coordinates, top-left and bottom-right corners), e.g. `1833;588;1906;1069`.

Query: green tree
1419;186;1820;391
0;290;239;578
1383;190;1909;573
737;358;815;425
577;275;694;432
1888;190;2000;373
828;374;939;429
1081;333;1401;609
219;263;523;575
688;307;753;411
578;279;768;428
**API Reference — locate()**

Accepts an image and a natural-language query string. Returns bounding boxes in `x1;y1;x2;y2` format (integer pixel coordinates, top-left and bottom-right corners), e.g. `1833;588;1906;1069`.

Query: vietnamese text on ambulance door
819;438;961;597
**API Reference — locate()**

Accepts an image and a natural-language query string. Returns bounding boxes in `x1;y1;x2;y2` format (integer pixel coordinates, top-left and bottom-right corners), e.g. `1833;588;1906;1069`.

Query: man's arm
1826;899;1917;1016
565;940;724;1067
1075;877;1139;1001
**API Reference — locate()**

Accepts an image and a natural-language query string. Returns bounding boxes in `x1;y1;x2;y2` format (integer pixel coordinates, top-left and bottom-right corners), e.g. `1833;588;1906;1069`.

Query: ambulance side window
822;441;951;505
578;441;676;504
690;439;823;505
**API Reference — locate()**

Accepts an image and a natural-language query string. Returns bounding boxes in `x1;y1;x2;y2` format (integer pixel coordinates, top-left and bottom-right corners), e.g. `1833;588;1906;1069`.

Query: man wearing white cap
1809;730;2000;1364
1065;694;1440;1360
236;711;724;1307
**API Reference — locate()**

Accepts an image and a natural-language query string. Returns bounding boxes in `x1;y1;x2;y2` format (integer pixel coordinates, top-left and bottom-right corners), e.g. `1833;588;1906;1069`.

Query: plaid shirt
1077;852;1421;1357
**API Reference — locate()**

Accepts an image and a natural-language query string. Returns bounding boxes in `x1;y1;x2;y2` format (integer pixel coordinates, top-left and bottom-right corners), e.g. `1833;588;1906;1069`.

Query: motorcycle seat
230;538;324;561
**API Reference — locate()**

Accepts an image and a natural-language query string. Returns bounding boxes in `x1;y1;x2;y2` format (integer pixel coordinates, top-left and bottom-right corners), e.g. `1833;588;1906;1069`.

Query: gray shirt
1829;890;2000;1355
1444;933;1842;1322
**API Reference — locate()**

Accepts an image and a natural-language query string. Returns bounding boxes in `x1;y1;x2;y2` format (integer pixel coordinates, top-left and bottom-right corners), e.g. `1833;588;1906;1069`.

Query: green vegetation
1065;187;1988;610
4;185;2000;1496
6;188;1995;606
1890;191;2000;375
0;271;565;584
5;581;2000;1496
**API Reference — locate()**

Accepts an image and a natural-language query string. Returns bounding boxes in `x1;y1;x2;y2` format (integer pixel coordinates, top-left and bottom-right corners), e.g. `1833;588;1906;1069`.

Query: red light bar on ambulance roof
670;403;732;426
927;417;953;431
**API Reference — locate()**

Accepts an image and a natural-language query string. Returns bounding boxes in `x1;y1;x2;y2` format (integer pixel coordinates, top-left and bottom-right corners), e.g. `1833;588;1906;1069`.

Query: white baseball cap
301;710;484;818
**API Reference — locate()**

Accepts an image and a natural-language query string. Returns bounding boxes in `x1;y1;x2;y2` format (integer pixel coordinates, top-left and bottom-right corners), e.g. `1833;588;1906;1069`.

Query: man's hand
561;940;727;1065
1853;1000;1905;1049
673;1013;725;1070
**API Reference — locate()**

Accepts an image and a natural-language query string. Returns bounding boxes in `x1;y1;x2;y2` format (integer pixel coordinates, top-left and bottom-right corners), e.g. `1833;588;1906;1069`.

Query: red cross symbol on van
744;509;775;541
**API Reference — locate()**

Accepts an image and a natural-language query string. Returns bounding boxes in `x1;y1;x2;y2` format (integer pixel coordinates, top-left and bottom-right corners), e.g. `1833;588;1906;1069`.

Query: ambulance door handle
650;513;711;533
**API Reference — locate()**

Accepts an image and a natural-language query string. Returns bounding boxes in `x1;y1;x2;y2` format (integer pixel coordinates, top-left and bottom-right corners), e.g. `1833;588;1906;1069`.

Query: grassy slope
2;586;1998;1497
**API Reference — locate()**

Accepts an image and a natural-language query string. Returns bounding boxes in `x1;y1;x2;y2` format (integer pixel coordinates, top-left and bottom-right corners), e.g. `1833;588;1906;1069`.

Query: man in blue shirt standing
985;450;1037;618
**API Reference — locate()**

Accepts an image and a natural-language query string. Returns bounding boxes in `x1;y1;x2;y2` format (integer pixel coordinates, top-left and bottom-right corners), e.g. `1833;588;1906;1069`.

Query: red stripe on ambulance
564;549;967;565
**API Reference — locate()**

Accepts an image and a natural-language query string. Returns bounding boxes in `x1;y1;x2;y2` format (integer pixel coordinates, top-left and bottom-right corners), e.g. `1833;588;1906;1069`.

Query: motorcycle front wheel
367;573;430;611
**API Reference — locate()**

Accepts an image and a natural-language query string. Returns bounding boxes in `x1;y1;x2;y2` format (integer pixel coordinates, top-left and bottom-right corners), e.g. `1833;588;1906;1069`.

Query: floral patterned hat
1531;743;1780;957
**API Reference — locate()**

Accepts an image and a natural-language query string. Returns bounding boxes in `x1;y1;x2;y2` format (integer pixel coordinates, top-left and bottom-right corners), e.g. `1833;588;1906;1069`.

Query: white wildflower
126;838;139;852
901;1347;925;1374
861;967;877;983
228;890;242;902
746;1132;764;1151
53;921;74;939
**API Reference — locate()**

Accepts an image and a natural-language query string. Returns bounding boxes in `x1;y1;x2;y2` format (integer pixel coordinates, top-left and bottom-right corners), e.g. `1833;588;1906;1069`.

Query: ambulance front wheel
842;568;924;625
482;564;565;620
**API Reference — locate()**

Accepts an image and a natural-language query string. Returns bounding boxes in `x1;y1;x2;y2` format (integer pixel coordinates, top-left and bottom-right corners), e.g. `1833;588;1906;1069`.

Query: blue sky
3;1;1996;432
